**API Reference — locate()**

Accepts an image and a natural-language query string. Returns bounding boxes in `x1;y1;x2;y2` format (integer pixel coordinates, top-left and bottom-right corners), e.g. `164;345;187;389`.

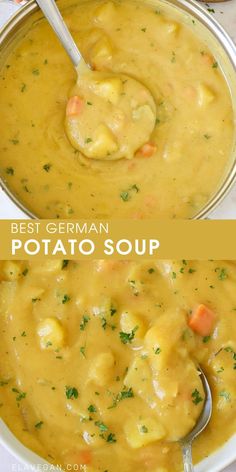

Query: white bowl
0;419;235;472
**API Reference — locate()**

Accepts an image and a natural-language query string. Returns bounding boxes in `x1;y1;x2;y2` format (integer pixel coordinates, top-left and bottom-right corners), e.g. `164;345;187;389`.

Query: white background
0;0;236;471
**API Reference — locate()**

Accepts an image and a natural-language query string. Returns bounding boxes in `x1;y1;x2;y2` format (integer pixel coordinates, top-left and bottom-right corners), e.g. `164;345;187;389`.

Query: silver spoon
181;367;212;472
35;0;85;70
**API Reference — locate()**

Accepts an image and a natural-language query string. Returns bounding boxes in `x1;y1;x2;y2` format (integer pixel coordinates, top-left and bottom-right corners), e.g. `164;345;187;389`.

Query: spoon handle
182;442;194;472
35;0;82;68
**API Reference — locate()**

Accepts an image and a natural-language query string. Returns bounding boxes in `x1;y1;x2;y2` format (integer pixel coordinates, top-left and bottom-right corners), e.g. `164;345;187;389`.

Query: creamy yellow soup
0;0;234;218
0;260;236;472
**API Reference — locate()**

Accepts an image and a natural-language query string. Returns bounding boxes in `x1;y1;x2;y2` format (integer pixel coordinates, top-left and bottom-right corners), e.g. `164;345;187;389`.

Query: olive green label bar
0;219;236;259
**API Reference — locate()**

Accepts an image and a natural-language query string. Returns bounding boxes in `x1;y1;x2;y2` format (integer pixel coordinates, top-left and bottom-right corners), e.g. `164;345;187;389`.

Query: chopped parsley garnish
35;421;44;429
172;272;177;279
6;167;14;175
88;404;97;413
10;138;19;145
109;387;134;408
21;83;26;93
215;267;228;281
21;331;27;337
120;184;139;202
65;386;79;400
203;336;211;343
22;268;28;277
191;389;203;405
119;327;138;344
154;347;161;355
0;380;8;387
110;306;117;316
62;294;71;304
148;268;155;274
12;388;27;403
43;163;51;172
219;390;231;402
95;421;108;433
62;260;69;269
140;425;148;433
106;433;117;443
32;68;40;76
85;138;93;144
80;315;90;331
128;279;139;296
80;346;86;357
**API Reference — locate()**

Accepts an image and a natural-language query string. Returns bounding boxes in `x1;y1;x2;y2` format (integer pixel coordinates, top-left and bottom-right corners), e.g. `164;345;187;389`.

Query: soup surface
0;260;236;472
0;0;234;218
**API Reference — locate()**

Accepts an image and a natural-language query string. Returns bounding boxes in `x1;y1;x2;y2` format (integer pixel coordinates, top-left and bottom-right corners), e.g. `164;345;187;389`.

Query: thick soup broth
0;260;236;471
0;0;234;218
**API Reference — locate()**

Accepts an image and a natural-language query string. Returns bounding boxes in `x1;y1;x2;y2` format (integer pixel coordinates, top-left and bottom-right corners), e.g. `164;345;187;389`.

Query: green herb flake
106;433;117;443
62;260;69;270
9;138;19;145
21;83;27;93
35;421;44;429
62;294;71;304
219;390;231;402
32;68;40;76
88;404;97;413
154;347;161;355
12;388;27;403
80;315;90;331
5;167;14;176
95;421;108;433
80;346;86;357
65;386;79;400
119;327;138;344
120;184;139;202
140;425;148;433
191;389;203;405
43;163;52;172
215;267;228;281
203;336;211;343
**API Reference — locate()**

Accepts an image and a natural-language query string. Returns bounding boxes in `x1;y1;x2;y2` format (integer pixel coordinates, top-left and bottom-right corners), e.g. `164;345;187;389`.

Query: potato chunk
37;317;65;350
88;124;118;159
90;37;113;69
3;261;22;281
124;417;166;448
198;84;215;107
93;78;123;105
164;21;180;35
120;310;146;339
88;352;114;386
94;1;116;24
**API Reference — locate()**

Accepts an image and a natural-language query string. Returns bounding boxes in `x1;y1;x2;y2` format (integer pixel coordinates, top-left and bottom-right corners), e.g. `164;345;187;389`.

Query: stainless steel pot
0;0;236;219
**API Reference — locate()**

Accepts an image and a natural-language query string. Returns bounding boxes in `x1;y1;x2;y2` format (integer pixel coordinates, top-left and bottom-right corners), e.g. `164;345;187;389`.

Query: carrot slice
66;96;83;117
188;304;215;337
138;143;157;158
65;450;92;466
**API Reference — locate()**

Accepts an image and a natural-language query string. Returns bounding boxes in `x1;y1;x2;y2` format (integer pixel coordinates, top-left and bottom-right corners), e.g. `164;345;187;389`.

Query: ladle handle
182;442;194;472
35;0;82;68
